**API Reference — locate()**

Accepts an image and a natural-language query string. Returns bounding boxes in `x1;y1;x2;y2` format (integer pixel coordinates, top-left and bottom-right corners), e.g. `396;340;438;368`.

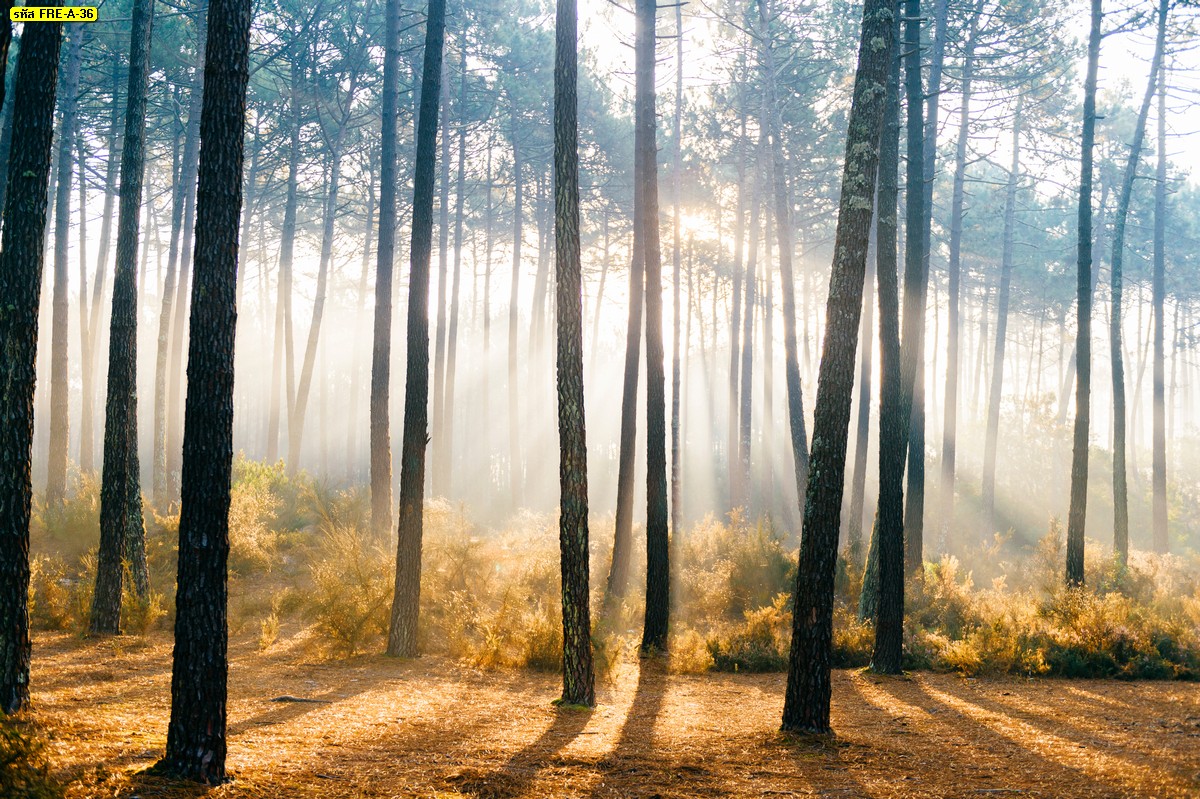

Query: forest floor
26;629;1200;799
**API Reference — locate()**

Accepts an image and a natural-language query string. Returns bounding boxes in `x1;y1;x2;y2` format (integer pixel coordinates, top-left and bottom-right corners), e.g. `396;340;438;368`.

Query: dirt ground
25;629;1200;799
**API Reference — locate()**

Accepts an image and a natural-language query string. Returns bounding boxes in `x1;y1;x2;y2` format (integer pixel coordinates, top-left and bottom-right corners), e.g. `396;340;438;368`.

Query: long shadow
583;656;671;798
446;689;594;799
892;676;1141;798
923;676;1199;791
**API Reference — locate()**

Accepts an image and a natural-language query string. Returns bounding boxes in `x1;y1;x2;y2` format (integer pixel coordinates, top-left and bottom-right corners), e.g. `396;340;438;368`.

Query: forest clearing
21;629;1200;798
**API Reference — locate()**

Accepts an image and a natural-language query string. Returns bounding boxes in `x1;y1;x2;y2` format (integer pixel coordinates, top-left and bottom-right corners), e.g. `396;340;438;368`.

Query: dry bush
0;717;64;799
28;555;92;632
306;524;393;657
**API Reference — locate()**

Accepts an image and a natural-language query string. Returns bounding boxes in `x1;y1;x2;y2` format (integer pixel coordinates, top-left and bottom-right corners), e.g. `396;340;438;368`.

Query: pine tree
782;0;895;733
157;0;253;779
0;14;63;715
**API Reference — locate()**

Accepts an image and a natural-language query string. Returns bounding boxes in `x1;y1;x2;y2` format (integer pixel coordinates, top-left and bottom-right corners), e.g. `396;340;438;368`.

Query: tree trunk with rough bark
91;0;154;634
1152;54;1168;554
1066;0;1103;588
869;0;904;675
1108;0;1166;563
782;0;893;733
0;15;62;714
637;0;669;656
157;0;251;777
370;0;401;540
554;0;594;706
46;26;84;506
387;0;446;658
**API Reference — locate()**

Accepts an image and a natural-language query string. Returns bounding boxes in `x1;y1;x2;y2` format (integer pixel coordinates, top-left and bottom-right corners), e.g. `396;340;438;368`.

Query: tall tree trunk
761;0;810;518
276;55;302;468
82;62;124;476
370;0;401;539
443;44;467;500
920;0;947;555
728;111;746;510
899;0;927;572
289;78;357;476
90;0;154;634
431;64;451;496
739;164;760;515
508;112;524;509
386;0;445;658
1151;54;1168;554
782;0;893;732
76;131;91;471
167;13;206;498
157;0;251;776
637;0;669;656
0;14;62;715
553;0;594;706
868;0;904;674
940;0;980;549
1066;0;1103;588
154;70;198;506
606;202;644;602
670;0;683;541
46;26;84;505
347;150;374;480
1109;0;1166;563
980;101;1023;538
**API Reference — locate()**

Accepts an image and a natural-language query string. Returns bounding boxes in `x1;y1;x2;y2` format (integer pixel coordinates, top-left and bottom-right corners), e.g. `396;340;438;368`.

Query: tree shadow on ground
445;689;594;798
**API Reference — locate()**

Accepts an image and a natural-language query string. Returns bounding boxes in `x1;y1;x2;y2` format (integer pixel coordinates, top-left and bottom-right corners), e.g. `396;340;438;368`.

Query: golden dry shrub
307;525;393;657
227;478;282;575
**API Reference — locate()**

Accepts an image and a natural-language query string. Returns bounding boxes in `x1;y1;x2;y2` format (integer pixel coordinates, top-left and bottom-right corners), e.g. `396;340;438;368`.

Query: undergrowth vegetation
25;457;1200;681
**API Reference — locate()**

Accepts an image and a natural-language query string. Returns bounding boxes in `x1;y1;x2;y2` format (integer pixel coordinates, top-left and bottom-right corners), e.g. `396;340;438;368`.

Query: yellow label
10;6;98;21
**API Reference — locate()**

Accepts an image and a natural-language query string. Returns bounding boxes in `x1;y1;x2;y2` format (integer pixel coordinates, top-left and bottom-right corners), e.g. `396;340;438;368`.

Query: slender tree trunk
606;219;643;602
83;63;124;477
157;0;251;776
167;16;205;498
46;26;84;505
347;150;374;479
443;44;467;500
275;55;303;469
508;112;524;509
739;164;760;515
370;0;401;539
154;87;192;505
899;0;927;572
289;81;356;475
670;0;683;540
762;0;810;517
1151;54;1168;554
728;111;746;511
1109;0;1166;563
1066;0;1103;588
869;0;904;674
76;131;91;470
940;0;980;549
637;0;669;656
386;0;445;658
0;15;62;715
431;64;451;496
553;0;594;706
980;102;1023;538
782;0;893;732
90;0;154;634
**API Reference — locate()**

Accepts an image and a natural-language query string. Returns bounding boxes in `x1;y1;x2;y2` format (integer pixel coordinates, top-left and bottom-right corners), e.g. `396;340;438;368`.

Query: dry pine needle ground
24;629;1200;798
